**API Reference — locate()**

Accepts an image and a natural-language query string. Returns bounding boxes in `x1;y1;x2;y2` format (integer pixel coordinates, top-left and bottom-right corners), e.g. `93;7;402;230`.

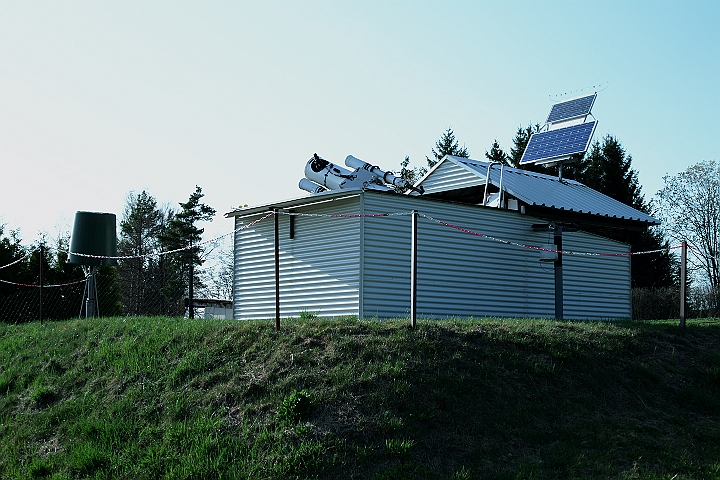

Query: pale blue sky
1;1;718;243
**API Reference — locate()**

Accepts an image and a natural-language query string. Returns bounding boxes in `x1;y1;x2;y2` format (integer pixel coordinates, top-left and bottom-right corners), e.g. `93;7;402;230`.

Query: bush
276;389;310;425
632;287;679;320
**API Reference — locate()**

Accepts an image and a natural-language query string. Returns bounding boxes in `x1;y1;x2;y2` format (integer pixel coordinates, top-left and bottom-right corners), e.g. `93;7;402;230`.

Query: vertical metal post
274;209;280;330
39;245;44;325
410;210;418;328
86;266;96;318
554;226;563;321
680;240;687;328
189;253;194;319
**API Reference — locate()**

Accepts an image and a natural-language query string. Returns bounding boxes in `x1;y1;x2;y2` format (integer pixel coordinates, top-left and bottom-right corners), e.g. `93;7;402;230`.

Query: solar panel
519;121;597;165
546;93;596;124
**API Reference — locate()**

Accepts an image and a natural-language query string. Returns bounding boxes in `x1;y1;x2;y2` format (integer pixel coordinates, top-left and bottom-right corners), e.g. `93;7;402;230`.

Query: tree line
0;186;224;321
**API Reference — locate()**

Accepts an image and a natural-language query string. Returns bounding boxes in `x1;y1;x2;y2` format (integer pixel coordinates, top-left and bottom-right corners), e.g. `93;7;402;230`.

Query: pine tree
158;186;216;317
583;136;645;211
508;124;540;168
395;156;427;192
0;223;31;301
582;136;676;288
117;190;165;315
485;139;509;164
426;128;469;168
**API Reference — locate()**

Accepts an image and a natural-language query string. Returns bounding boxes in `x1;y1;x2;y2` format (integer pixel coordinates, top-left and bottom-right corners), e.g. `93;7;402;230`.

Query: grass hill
1;316;719;479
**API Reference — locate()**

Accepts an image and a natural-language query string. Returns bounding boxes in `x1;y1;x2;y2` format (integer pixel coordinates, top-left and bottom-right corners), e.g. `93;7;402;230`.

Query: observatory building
226;94;658;320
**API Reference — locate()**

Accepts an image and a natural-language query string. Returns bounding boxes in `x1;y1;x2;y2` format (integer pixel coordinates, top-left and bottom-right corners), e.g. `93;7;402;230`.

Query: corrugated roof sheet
419;156;659;225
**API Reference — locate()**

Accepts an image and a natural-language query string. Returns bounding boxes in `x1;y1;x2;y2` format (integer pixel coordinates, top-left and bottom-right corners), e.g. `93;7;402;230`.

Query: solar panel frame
519;121;598;165
546;93;596;124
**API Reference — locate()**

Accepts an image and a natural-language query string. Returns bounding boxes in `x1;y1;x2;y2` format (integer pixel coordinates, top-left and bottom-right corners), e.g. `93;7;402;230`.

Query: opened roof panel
434;156;659;225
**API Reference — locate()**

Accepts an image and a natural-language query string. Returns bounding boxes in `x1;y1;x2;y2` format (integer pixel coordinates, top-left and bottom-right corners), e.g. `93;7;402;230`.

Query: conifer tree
395;156;427;193
583;136;644;211
426;127;469;168
158;186;216;316
508;124;540;168
485;139;509;164
583;136;676;288
117;190;164;315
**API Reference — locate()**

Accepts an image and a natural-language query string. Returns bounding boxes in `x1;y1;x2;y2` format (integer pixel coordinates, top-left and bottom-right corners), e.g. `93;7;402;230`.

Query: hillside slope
1;317;719;479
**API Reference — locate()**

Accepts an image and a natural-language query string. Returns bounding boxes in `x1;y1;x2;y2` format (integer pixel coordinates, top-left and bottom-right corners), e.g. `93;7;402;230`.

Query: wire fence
1;210;716;322
0;263;234;323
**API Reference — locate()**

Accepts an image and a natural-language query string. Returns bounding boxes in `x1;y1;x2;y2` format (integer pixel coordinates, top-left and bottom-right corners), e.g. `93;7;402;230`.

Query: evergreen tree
426;127;469;168
583;136;645;211
395;156;427;193
0;223;31;300
508;124;541;168
158;186;216;316
117;190;164;315
485;139;509;164
582;136;676;288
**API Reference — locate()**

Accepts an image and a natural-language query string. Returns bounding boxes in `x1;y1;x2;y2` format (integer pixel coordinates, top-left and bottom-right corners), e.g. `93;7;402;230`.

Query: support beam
274;209;280;330
554;225;563;320
410;210;417;328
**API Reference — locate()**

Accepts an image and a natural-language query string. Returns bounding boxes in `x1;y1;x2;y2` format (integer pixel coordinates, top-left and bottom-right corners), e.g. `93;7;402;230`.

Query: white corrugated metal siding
361;193;557;318
562;234;631;319
231;191;632;320
232;196;363;319
417;159;483;195
361;193;631;319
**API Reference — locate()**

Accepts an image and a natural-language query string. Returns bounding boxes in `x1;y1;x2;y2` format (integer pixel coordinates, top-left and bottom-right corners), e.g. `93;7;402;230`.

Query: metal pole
410;210;417;328
680;240;687;328
189;253;194;319
274;210;280;330
86;266;96;318
554;226;563;320
39;245;44;324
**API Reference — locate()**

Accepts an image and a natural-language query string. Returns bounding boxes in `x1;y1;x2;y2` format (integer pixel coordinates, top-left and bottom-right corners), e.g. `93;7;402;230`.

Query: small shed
226;157;657;320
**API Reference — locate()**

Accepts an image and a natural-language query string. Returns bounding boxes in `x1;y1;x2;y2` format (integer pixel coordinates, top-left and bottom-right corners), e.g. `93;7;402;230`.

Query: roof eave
225;189;364;218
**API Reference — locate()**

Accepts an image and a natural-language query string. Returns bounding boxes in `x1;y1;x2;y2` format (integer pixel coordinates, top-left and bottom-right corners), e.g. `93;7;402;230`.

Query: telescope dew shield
298;178;327;194
68;211;118;266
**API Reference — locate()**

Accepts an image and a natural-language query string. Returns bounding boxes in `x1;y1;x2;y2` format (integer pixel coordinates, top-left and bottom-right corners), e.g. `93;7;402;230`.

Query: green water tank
68;211;118;266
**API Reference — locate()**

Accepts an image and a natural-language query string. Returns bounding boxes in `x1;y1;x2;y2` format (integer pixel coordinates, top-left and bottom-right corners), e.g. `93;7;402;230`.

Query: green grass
1;316;719;479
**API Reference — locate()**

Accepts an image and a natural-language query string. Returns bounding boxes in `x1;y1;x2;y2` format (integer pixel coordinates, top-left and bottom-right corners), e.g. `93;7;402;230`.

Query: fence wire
1;209;716;322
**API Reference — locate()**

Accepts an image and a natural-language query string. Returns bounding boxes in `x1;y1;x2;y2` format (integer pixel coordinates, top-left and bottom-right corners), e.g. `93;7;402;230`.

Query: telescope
299;154;424;195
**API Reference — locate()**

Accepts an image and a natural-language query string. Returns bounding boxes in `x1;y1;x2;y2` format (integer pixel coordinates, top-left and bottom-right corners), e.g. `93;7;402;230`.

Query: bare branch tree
655;160;720;311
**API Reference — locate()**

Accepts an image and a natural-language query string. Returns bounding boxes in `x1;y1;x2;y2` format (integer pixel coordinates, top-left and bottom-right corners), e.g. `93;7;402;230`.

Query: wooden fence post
680;240;687;328
39;245;44;325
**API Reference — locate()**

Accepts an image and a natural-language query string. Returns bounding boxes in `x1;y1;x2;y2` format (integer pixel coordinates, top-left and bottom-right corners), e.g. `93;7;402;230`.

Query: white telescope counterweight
300;153;424;195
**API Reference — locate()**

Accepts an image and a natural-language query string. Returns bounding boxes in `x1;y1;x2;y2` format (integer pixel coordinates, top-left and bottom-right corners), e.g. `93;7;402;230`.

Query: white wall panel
232;191;632;320
233;197;362;319
562;234;631;319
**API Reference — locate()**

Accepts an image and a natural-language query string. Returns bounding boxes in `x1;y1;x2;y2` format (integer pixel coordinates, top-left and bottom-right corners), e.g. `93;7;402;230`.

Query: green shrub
276;389;310;425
